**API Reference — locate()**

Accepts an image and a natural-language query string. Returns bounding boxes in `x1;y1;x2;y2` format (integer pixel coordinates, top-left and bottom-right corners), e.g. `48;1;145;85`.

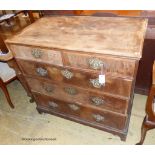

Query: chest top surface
6;16;147;59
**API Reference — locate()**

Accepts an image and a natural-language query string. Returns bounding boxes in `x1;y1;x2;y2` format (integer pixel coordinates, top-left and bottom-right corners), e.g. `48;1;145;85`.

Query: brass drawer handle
36;67;48;77
43;85;54;93
61;69;74;79
88;58;105;70
64;87;78;95
92;114;104;122
49;101;58;108
68;104;80;111
31;48;43;58
90;78;102;88
91;97;105;106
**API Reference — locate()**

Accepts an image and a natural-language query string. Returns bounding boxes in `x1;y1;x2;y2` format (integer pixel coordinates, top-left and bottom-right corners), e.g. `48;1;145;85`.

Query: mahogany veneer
5;16;147;141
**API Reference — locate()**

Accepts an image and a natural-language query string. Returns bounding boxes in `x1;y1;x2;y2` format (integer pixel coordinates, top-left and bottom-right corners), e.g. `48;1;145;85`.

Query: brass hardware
36;67;48;77
64;87;78;95
31;48;43;58
90;78;102;88
43;85;54;93
49;101;58;108
88;58;105;70
68;104;79;111
61;69;74;79
91;97;105;106
92;114;104;122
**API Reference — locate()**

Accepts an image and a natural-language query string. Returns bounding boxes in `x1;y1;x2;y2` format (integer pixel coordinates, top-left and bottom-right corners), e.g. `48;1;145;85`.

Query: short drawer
18;59;133;98
26;77;128;114
63;51;137;78
33;93;127;130
10;45;63;66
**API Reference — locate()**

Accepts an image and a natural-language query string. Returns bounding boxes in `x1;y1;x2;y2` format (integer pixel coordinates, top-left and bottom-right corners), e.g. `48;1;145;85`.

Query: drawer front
26;77;88;107
33;93;127;130
83;107;127;130
26;77;128;114
34;93;85;117
63;51;136;78
18;59;133;98
10;45;63;66
88;92;128;114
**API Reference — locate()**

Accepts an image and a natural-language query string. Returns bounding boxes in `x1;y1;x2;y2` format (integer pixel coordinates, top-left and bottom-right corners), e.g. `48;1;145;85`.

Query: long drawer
33;92;127;130
17;59;133;98
26;77;128;115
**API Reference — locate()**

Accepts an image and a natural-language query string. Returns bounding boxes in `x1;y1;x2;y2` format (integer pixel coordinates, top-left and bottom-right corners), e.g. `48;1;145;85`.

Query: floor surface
0;80;155;145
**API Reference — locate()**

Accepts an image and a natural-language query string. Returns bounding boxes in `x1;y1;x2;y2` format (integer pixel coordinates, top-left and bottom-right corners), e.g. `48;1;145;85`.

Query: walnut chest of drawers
6;16;147;141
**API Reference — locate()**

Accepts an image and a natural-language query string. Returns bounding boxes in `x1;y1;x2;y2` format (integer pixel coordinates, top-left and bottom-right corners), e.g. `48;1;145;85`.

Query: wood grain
34;92;127;130
5;16;147;141
6;16;147;59
17;59;133;98
26;76;129;114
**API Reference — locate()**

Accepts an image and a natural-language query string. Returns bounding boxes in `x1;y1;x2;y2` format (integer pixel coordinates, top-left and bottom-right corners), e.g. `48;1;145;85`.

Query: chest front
6;16;147;141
